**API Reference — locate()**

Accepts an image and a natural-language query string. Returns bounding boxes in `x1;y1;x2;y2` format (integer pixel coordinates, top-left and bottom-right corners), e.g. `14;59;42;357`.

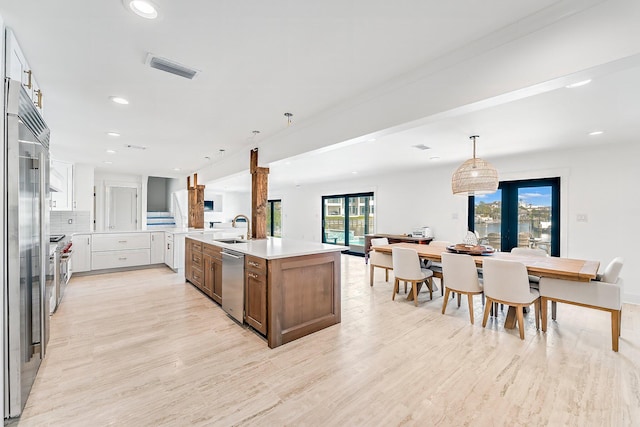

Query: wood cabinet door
211;257;223;304
185;239;193;282
202;255;214;297
245;269;267;335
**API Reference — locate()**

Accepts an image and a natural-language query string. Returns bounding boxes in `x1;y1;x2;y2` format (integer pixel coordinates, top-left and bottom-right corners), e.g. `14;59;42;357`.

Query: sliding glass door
322;192;375;255
469;178;559;256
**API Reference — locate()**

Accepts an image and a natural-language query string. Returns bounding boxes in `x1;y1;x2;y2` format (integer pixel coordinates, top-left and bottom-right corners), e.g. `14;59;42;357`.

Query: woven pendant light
451;135;498;196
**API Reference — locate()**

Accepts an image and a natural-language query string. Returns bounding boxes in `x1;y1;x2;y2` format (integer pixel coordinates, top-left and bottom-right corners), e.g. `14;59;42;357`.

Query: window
468;178;560;256
322;192;375;255
266;199;282;237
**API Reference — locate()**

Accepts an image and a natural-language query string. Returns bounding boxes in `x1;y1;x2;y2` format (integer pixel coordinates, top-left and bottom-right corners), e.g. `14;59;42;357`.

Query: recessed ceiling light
106;150;117;154
173;168;181;171
566;79;591;88
124;0;158;19
589;131;604;136
351;171;358;175
430;156;441;161
367;138;376;142
106;132;121;137
109;96;129;105
103;161;113;165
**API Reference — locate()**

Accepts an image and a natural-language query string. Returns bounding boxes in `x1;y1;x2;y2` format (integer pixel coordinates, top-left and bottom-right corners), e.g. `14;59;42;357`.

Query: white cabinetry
71;234;92;273
91;233;151;270
73;164;94;212
150;232;165;264
5;29;44;113
165;232;175;268
50;160;73;211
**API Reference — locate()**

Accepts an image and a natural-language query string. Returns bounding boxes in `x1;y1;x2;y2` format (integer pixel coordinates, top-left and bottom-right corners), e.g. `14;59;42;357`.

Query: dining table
372;242;600;329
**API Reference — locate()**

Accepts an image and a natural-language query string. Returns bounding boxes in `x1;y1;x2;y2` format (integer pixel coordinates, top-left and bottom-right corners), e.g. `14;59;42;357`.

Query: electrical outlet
452;213;459;220
576;214;588;222
68;218;73;224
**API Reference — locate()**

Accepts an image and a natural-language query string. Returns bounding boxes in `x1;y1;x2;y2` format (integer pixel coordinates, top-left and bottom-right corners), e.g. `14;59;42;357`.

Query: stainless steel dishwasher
221;248;245;324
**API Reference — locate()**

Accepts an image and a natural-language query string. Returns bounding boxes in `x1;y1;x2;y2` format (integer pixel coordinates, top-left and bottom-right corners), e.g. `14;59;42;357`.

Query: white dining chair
425;240;451;296
539;257;623;351
511;247;555;317
369;237;393;286
391;247;434;306
441;252;484;324
482;258;540;340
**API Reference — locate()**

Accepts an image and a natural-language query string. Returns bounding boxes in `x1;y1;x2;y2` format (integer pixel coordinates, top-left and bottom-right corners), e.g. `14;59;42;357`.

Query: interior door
108;186;137;231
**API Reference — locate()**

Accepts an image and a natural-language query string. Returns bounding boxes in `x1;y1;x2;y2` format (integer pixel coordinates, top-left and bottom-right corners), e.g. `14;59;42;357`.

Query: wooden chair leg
457;293;461;308
551;301;557;320
541;297;548;332
404;281;407;294
392;279;398;301
534;299;540;330
440;277;444;296
369;264;374;286
611;310;620;352
385;269;389;282
482;298;492;327
516;306;525;340
467;293;474;325
619;307;622;336
442;288;451;314
413;281;419;307
428;278;433;300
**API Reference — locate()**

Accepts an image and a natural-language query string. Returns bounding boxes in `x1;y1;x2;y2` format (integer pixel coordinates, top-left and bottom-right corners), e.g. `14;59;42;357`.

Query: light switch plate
576;214;588;222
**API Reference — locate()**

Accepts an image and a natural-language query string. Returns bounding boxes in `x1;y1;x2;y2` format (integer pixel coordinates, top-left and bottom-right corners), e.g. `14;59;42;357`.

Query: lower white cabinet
165;233;175;268
72;234;92;273
91;232;151;271
91;249;151;270
150;232;165;264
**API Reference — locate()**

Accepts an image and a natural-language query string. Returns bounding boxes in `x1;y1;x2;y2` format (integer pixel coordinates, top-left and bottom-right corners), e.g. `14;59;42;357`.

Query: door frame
321;192;374;256
468;177;561;256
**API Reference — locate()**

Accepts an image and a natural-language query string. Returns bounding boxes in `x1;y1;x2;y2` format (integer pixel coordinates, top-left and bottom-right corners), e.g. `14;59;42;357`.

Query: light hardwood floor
11;255;640;426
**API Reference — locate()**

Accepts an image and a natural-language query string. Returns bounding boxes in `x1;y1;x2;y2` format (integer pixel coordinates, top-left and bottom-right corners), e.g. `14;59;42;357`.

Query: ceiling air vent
412;144;431;151
145;53;200;80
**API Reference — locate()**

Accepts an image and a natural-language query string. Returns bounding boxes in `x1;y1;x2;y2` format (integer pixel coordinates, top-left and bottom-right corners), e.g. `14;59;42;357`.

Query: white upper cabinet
5;29;44;114
50;160;73;211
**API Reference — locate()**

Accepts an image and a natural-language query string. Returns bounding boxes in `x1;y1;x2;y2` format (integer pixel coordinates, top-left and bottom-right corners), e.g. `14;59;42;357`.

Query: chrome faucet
232;214;251;240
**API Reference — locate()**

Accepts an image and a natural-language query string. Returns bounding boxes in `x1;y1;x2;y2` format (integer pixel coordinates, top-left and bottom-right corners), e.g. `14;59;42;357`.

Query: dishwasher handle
222;251;243;259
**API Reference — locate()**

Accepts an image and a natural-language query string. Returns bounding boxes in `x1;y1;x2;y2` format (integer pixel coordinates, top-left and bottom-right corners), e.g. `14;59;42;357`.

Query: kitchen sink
215;238;248;244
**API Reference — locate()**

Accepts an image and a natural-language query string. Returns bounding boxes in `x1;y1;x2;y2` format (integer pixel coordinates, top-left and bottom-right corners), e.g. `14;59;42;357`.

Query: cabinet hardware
118;240;127;243
35;89;43;108
248;272;259;279
24;70;32;89
118;257;127;260
248;261;260;268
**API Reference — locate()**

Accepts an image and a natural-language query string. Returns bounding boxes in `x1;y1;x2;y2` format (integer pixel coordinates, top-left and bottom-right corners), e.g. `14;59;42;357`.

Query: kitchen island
185;236;345;348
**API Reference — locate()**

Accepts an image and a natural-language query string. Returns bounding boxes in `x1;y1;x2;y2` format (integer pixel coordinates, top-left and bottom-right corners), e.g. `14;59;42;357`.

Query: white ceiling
2;0;638;191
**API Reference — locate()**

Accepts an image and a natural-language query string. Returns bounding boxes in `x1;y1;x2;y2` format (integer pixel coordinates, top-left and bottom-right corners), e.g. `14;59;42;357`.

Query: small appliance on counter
410;227;434;238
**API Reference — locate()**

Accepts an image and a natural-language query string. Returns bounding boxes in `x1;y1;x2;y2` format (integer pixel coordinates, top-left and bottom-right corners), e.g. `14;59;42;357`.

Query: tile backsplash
50;210;91;234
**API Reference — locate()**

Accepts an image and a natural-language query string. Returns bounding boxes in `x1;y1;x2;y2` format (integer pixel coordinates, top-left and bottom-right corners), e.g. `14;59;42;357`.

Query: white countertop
187;236;348;260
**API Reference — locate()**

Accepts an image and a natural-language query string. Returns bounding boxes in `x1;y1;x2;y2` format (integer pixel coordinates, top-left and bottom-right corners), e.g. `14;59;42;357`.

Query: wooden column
251;149;269;239
187;173;205;229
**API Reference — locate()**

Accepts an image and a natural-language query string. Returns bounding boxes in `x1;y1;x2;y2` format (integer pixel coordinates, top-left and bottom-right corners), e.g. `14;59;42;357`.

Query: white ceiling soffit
2;0;639;185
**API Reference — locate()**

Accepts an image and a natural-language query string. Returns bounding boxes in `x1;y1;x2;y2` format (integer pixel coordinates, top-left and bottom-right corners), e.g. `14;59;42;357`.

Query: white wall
273;141;640;303
1;11;6;419
221;192;251;223
94;171;143;231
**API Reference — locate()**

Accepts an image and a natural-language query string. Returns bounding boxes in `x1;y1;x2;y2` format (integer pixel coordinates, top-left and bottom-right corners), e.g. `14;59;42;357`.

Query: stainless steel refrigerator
3;78;51;418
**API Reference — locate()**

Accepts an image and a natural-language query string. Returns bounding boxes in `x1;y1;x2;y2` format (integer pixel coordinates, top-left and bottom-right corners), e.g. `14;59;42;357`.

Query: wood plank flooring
11;255;640;426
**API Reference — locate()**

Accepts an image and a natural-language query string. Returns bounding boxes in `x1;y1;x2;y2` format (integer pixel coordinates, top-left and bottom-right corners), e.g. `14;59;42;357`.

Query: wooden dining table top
373;242;600;282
